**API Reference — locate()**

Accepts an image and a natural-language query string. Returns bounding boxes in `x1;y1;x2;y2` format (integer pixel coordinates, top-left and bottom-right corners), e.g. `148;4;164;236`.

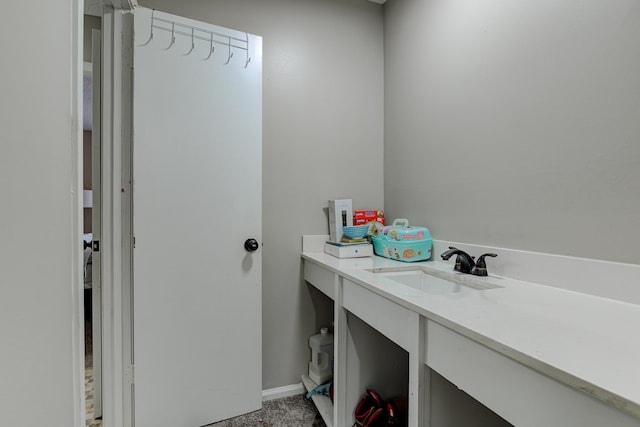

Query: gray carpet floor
206;394;327;427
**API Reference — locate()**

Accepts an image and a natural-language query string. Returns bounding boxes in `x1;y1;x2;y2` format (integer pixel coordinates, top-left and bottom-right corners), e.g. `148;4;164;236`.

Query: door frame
90;27;103;419
75;1;135;427
89;2;136;427
72;1;85;427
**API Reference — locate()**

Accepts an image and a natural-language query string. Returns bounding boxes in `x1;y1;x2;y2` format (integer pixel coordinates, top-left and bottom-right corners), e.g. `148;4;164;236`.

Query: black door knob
244;238;259;252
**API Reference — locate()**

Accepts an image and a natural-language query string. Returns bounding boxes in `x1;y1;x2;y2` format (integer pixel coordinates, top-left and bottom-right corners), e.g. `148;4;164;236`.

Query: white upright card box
328;199;353;243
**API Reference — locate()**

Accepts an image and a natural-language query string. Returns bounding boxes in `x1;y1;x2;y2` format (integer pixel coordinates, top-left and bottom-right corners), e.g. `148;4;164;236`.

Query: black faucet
440;247;476;274
441;247;497;276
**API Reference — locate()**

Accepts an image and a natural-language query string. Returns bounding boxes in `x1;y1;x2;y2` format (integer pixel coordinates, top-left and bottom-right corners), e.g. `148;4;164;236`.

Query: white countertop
302;251;640;420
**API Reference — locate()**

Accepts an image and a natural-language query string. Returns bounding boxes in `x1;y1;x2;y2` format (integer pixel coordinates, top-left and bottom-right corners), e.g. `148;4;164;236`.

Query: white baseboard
262;382;306;401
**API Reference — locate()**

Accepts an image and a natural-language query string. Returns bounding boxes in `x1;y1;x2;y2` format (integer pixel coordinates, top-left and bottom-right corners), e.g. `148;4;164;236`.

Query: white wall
137;0;385;390
384;0;640;265
0;1;81;426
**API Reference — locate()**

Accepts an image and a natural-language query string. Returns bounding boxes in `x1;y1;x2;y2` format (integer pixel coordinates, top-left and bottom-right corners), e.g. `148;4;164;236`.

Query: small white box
328;199;353;243
324;243;373;259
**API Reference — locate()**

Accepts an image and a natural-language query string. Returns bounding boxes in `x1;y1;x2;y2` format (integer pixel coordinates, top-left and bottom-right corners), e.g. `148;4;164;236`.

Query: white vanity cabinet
304;261;423;426
342;278;426;427
426;321;640;427
304;261;335;300
302;253;640;427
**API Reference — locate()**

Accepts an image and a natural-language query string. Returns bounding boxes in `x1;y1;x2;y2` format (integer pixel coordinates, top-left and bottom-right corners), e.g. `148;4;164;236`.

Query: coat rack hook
204;32;215;61
244;33;251;68
183;27;195;56
164;22;176;50
224;36;234;65
138;9;155;46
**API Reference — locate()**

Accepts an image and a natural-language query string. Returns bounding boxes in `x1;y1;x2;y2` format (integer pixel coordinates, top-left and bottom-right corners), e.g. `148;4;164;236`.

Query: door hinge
133;235;136;248
124;364;135;385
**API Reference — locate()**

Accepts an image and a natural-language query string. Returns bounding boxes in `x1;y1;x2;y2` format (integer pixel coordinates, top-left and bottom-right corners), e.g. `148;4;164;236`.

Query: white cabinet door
132;8;262;426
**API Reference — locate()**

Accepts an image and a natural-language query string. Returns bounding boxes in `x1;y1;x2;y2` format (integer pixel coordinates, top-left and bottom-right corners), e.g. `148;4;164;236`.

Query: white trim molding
262;383;306;402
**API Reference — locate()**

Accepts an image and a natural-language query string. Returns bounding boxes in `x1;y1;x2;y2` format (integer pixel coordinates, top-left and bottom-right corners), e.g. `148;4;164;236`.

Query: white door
132;8;262;426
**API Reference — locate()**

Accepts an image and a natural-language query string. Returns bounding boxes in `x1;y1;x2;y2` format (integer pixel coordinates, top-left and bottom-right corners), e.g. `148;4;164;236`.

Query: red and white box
354;210;385;226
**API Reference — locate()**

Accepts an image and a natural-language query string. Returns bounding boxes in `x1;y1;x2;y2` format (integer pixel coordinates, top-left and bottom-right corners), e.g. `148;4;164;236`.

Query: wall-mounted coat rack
138;9;251;68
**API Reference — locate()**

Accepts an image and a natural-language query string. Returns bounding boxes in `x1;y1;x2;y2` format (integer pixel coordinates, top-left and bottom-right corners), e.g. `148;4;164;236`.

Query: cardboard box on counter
354;210;385;225
328;199;353;243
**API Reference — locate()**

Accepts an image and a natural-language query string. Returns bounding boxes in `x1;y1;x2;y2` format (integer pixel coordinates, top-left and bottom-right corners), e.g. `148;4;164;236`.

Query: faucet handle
471;253;497;277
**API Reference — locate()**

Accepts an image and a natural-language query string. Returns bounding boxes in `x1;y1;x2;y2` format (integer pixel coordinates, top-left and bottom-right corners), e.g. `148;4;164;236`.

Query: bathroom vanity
302;237;640;427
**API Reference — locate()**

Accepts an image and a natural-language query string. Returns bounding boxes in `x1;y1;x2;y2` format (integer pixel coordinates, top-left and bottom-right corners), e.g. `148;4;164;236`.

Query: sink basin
367;266;501;295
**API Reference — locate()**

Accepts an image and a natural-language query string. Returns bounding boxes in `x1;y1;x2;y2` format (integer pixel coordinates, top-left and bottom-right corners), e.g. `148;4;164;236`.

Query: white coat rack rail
138;9;251;68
